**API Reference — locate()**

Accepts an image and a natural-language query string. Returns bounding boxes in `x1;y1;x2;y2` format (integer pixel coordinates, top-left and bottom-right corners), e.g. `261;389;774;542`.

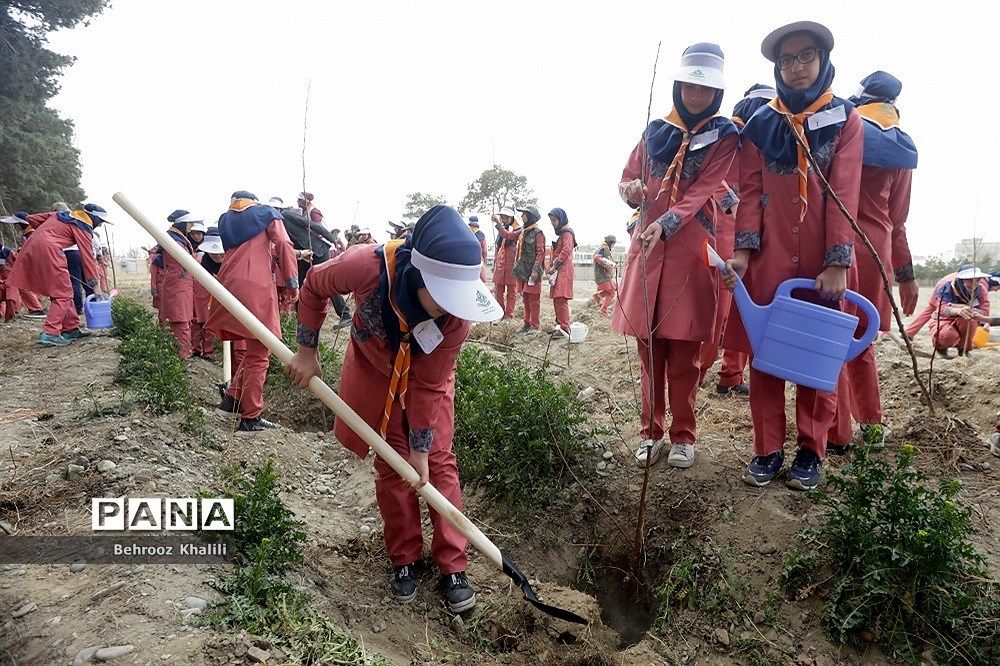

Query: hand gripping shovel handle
113;192;586;625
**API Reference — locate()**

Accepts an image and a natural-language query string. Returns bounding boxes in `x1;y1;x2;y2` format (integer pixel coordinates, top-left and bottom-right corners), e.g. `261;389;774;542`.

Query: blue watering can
702;244;879;392
84;293;113;329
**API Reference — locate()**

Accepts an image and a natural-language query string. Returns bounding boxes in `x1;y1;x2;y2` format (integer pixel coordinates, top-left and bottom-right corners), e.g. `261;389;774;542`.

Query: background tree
402;192;447;220
458;165;537;216
0;0;109;213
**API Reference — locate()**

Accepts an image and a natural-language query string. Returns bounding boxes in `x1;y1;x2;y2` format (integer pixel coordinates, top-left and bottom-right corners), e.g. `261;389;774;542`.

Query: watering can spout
731;280;767;354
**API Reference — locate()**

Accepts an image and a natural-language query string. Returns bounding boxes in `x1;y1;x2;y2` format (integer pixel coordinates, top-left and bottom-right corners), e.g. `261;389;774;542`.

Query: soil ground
1;274;997;665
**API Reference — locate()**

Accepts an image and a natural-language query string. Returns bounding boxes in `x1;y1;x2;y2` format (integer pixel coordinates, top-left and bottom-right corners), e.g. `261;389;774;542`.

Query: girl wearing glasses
722;21;863;490
615;43;739;470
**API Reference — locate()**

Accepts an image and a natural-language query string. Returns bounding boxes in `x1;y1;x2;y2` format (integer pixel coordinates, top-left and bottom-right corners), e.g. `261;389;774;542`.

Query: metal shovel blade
501;552;588;625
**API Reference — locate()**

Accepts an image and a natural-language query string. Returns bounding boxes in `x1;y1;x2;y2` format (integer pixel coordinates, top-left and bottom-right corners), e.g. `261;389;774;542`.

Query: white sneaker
667;443;696;468
634;440;663;466
990;432;1000;458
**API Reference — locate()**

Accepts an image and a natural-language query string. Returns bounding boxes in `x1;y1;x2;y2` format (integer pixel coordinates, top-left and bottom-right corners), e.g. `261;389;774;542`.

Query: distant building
953;238;1000;264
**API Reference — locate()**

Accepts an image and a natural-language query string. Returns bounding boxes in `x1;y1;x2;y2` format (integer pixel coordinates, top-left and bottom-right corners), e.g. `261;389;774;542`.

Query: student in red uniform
5;213;46;318
593;235;617;315
192;228;222;361
700;86;774;395
468;216;489;282
499;206;545;333
0;246;20;321
615;43;739;469
285;205;503;612
723;21;863;491
155;210;198;358
546;208;576;338
7;208;106;345
206;191;298;432
928;266;995;357
490;206;519;319
827;71;920;453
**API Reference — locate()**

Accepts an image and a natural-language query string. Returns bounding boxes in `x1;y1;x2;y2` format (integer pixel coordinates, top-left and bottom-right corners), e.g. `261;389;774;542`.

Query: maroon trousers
751;368;837;459
637;338;701;443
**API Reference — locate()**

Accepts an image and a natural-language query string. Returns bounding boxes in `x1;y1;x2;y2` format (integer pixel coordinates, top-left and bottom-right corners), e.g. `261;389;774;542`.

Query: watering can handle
86;293;111;303
843;289;880;361
773;278;880;362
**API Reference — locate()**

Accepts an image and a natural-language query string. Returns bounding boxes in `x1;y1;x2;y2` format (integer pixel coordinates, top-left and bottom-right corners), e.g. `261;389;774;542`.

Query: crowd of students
3;18;1000;616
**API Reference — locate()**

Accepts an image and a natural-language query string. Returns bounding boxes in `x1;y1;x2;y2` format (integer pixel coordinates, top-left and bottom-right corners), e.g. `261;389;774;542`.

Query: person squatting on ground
723;20;863;491
547;208;576;338
928;266;996;358
206;191;298;432
7;206;108;345
285;205;504;613
615;42;739;470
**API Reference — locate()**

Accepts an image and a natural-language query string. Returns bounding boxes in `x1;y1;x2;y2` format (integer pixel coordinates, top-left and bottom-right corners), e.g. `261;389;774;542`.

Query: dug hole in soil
1;276;998;665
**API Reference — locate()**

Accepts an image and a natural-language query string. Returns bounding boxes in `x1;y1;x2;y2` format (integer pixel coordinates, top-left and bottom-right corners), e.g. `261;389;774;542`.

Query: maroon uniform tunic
298;245;470;573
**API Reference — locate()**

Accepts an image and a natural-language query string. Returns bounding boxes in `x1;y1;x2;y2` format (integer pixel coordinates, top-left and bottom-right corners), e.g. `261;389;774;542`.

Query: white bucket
569;322;589;343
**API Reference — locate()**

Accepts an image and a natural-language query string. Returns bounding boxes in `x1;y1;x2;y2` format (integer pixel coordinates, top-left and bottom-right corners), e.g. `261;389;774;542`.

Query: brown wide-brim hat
760;20;834;62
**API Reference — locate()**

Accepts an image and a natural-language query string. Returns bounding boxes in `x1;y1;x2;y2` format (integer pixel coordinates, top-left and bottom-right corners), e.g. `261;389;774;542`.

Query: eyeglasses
776;47;821;71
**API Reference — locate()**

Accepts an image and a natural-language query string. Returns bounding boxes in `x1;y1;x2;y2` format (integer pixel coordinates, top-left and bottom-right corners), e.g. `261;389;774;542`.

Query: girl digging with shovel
285;205;504;613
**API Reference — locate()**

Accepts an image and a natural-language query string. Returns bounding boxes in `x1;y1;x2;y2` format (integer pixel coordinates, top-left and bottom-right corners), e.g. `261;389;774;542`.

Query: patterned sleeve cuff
894;262;915;283
284;276;299;289
409;428;434;453
720;188;740;214
86;277;100;288
823;243;854;268
656;211;683;240
296;323;320;348
734;230;761;252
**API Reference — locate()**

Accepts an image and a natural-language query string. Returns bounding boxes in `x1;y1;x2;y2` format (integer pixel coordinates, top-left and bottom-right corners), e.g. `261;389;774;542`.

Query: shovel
113;192;587;625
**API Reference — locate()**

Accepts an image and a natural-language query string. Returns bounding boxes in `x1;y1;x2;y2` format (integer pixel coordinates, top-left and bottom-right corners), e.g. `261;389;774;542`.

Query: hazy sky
46;0;997;258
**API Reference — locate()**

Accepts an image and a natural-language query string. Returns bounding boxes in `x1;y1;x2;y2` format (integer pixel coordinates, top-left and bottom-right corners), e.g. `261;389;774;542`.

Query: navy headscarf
154;209;193;267
375;205;481;353
733;84;776;126
218;192;281;250
742;33;852;164
849;71;918;169
646;43;738;164
548;208;577;248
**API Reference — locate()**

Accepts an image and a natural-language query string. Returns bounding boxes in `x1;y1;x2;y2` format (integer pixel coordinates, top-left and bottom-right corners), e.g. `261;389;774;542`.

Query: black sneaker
742;451;784;486
441;572;477;613
827;442;851;456
62;328;92;340
716;383;750;396
335;313;353;330
390;564;418;603
216;382;230;400
935;348;951;359
786;448;822;491
216;395;242;415
237;417;280;432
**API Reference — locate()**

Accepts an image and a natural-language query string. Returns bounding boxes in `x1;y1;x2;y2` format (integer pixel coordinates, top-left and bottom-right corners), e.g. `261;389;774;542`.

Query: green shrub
784;443;998;664
203;460;390;665
215;459;306;571
453;346;592;507
111;298;200;423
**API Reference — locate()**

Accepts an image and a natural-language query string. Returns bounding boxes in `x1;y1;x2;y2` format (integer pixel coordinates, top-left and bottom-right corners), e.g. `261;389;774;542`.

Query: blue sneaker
786;449;822;491
38;332;71;347
742;451;784;487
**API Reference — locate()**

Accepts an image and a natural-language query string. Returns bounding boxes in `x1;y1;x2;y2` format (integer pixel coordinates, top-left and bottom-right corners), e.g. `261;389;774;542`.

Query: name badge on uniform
689;128;720;151
807;105;846;131
412;319;444;354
